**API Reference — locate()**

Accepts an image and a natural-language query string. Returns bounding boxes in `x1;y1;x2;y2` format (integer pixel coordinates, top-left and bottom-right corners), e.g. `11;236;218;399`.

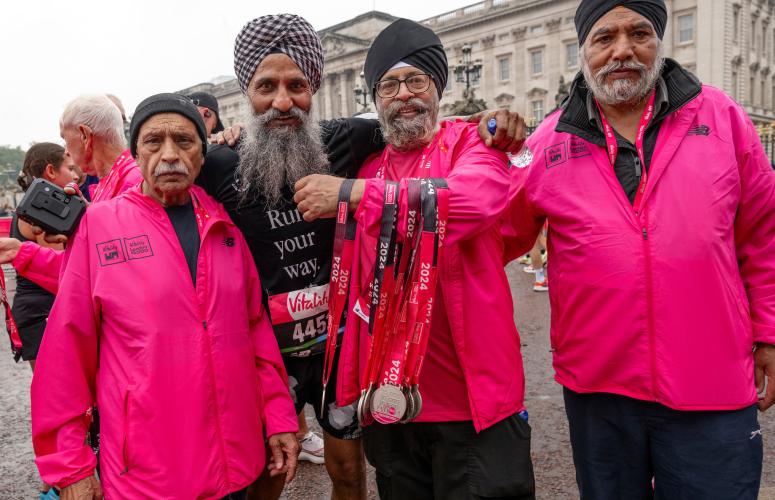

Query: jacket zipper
641;214;659;400
192;216;231;486
158;198;232;486
120;390;130;475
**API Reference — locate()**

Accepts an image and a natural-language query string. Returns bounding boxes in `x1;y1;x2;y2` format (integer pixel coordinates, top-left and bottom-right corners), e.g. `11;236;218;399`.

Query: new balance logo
222;237;235;247
687;124;711;136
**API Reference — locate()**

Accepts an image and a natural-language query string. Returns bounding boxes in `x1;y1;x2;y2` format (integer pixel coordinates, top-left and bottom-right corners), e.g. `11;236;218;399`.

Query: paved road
1;263;773;499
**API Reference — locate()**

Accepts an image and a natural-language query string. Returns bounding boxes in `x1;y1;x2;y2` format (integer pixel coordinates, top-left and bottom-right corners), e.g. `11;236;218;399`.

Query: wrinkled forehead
251;53;309;84
587;6;655;42
139;113;198;136
380;63;424;81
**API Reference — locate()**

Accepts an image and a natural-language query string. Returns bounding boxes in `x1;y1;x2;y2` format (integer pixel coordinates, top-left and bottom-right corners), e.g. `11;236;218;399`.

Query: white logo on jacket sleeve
510;146;533;169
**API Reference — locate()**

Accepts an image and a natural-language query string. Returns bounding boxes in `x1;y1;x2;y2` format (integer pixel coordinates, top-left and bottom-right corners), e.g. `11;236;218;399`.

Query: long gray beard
237;104;329;207
378;96;438;151
582;46;665;106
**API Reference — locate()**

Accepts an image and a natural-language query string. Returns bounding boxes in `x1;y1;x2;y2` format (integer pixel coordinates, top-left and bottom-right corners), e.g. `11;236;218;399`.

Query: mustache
384;98;431;122
594;59;648;84
154;161;188;178
256;106;307;126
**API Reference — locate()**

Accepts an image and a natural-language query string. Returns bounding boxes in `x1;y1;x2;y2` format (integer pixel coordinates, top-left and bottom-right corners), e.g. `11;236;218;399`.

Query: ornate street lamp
353;71;370;114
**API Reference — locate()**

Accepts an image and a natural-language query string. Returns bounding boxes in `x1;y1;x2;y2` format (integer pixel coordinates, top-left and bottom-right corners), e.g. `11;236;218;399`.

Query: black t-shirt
196;118;383;356
164;201;200;286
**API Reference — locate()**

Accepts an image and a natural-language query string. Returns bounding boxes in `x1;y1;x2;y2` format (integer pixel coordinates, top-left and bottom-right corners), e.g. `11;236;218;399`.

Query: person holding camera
10;143;79;370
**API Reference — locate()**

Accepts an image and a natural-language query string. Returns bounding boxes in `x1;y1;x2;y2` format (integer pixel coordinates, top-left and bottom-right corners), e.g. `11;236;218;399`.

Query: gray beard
582;50;665;106
237;104;329;207
378;96;439;151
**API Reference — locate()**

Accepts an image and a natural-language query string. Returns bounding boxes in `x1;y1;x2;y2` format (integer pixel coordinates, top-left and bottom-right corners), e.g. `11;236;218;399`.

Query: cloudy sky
0;0;475;149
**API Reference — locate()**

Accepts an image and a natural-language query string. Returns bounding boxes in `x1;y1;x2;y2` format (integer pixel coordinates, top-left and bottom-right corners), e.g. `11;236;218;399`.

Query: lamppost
353;71;370;114
453;44;483;97
450;43;487;115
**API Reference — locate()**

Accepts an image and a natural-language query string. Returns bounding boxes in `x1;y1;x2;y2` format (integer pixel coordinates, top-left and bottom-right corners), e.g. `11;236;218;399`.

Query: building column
340;70;352;117
322;76;333;120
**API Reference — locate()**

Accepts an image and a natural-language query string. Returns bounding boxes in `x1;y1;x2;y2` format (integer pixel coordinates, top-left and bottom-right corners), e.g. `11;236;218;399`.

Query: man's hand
267;432;299;483
211;123;244;146
469;109;526;154
60;474;103;500
755;343;775;411
294;175;365;222
0;238;21;264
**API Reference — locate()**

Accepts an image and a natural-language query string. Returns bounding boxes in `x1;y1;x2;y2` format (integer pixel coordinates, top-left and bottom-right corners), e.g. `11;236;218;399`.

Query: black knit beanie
129;93;208;158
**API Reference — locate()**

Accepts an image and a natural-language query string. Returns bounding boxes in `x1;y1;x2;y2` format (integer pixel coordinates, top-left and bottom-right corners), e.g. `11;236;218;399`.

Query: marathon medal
370;384;407;424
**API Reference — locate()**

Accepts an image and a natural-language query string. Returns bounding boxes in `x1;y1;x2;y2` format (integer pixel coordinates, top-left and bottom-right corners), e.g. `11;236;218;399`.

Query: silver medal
402;387;415;423
410;385;422;420
370;384;407;424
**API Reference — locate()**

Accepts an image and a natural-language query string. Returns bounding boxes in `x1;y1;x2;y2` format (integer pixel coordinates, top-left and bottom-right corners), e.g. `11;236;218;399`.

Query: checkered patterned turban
234;14;324;94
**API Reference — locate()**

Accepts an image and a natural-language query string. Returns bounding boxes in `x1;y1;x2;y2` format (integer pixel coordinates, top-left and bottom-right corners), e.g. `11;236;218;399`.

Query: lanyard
375;137;437;181
0;267;22;361
321;180;358;415
594;90;656;212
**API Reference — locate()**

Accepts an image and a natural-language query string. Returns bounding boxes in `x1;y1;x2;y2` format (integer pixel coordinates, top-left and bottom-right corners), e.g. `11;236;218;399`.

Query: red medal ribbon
0;266;22;361
594;90;656;213
322;180;358;402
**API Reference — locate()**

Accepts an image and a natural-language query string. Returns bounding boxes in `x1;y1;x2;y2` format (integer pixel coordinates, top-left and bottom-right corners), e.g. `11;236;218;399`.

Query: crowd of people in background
1;1;774;499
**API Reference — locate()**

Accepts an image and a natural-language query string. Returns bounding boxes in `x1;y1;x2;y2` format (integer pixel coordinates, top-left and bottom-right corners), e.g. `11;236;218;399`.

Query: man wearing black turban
294;18;535;500
503;1;774;499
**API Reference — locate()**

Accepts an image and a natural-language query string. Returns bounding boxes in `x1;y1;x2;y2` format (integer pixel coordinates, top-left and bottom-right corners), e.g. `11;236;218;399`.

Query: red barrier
0;217;12;238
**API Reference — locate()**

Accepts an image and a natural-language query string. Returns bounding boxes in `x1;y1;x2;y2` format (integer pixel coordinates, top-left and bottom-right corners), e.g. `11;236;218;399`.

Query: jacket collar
555;58;702;145
125;183;233;230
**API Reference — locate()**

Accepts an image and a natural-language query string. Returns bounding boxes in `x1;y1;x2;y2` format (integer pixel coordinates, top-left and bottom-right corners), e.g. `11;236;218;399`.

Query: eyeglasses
374;74;434;98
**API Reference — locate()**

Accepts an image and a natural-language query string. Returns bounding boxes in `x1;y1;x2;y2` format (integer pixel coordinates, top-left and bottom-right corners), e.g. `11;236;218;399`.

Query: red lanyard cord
594;90;656;213
0;267;22;362
321;179;358;415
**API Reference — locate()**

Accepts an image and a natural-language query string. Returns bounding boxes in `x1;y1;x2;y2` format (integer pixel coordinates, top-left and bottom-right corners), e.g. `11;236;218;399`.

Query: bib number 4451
293;315;327;344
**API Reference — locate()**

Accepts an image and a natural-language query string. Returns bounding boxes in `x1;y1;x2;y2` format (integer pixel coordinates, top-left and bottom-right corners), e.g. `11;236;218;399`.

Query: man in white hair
0;94;142;292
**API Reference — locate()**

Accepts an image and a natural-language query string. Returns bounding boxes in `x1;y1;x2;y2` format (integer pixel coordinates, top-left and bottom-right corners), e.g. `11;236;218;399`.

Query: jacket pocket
120;390;130;475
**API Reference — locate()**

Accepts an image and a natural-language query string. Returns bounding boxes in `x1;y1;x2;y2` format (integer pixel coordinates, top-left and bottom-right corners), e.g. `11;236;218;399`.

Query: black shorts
284;348;360;440
11;291;55;361
363;413;535;500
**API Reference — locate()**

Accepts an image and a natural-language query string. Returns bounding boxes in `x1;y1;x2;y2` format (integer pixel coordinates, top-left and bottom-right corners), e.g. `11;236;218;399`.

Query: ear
78;124;93;150
43;163;57;181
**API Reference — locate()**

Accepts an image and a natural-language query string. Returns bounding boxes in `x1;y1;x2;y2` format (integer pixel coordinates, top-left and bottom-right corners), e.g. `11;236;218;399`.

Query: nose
609;34;635;62
394;81;414;101
159;137;180;163
272;85;294;113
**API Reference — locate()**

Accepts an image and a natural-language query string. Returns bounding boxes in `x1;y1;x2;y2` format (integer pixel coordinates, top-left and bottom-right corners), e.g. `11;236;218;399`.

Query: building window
732;70;738;99
566;43;579;69
445;72;453;92
677;13;694;44
751;75;756;104
530;49;544;75
531;100;544;122
498;56;511;81
762;78;766;107
733;7;740;44
752;20;757;51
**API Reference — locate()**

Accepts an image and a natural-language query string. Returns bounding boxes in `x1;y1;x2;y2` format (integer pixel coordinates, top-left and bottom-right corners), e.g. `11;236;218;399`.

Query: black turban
575;0;667;46
364;19;448;101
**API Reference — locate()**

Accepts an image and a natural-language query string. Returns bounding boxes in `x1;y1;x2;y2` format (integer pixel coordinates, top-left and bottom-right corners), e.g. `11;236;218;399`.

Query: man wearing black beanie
503;2;775;499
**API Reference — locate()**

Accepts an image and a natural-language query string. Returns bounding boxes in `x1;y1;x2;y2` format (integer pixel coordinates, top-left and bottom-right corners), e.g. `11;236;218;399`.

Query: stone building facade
180;0;775;127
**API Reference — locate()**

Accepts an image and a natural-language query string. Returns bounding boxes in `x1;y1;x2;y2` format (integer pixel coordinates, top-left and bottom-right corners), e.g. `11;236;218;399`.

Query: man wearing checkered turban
198;12;379;500
234;14;324;95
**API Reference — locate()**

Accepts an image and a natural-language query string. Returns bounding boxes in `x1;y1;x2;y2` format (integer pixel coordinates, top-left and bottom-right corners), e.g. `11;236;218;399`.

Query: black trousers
363;413;535;500
563;388;762;500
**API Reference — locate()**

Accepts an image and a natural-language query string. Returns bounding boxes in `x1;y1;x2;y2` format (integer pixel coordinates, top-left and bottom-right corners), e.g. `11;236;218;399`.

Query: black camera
16;178;87;236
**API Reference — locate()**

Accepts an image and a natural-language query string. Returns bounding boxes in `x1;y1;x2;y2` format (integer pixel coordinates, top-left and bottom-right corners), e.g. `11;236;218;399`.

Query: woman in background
12;142;77;370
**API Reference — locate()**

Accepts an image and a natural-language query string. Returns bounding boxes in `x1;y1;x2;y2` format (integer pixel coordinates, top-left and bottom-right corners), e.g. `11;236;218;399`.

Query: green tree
0;145;25;176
